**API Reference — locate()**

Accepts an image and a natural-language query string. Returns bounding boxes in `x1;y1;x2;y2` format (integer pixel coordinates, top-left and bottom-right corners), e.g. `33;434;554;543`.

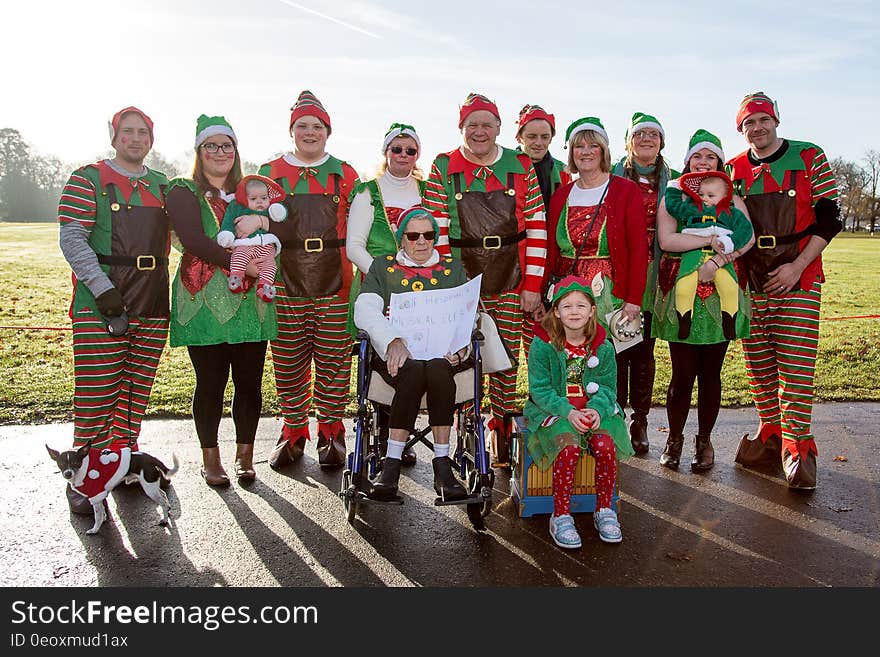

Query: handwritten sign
389;275;481;361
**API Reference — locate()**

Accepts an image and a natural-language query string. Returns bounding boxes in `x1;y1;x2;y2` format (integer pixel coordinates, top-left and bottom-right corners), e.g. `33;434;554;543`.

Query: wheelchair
339;329;495;531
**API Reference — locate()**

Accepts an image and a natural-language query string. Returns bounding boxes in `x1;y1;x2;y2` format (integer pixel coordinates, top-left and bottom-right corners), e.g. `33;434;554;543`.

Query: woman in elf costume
346;123;425;465
610;112;679;456
166;115;277;487
544;117;648;360
525;276;632;549
237;91;360;470
653;129;754;471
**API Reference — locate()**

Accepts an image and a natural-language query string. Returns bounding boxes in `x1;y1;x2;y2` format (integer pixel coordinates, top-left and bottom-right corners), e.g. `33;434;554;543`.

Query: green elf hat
290;90;332;134
550;275;596;305
683;129;724;168
625;112;664;142
736;91;779;131
564;117;608;148
382;122;420;153
395;205;439;243
194;114;237;149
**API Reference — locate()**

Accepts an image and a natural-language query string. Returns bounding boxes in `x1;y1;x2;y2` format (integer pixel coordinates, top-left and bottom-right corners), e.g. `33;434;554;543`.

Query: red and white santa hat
235;174;286;207
458;93;501;129
736;92;780;131
108;106;154;145
516;104;556;137
678;171;733;212
290;90;332;135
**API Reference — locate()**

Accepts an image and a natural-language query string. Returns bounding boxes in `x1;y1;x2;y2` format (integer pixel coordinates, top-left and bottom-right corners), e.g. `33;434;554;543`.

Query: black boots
629;415;650;455
369;457;401;501
432;457;468;502
691;434;715;472
659;434;684;469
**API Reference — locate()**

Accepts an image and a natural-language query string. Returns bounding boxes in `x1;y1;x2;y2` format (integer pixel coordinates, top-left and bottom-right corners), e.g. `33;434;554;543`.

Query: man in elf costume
727;92;841;490
58;106;169;513
254;91;360;469
423;92;548;466
514;104;571;356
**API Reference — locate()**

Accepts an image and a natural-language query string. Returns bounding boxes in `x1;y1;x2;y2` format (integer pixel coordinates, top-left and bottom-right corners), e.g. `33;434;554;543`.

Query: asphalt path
3;403;878;587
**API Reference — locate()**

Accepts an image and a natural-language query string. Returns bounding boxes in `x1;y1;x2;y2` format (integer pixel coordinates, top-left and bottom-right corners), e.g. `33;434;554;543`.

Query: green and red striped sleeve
423;159;451;255
807;146;839;205
58;167;97;228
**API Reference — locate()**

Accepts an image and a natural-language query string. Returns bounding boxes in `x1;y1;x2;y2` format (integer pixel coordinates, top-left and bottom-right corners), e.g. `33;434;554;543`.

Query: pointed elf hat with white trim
290;90;332;135
678;170;733;213
683;129;724;169
564;117;608;148
194;114;237;149
382;122;420;153
550;275;596;305
625;112;664;141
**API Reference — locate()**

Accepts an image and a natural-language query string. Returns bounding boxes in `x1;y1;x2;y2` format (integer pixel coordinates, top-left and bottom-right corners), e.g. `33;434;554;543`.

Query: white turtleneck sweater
346;170;422;273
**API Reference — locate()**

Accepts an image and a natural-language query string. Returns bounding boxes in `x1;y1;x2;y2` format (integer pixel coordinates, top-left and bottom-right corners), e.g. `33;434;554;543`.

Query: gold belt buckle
136;255;156;271
304;238;324;253
482;235;502;249
757;235;776;249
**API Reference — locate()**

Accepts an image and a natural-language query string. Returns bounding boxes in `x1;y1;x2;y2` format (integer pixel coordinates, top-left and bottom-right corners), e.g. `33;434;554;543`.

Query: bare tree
863;150;880;235
830;156;868;231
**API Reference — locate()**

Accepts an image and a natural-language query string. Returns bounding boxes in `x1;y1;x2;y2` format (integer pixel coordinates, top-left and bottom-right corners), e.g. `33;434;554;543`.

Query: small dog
46;440;179;535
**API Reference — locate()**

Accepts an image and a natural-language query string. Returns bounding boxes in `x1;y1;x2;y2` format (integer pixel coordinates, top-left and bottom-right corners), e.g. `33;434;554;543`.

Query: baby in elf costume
525;275;633;549
216;174;286;303
664;171;753;340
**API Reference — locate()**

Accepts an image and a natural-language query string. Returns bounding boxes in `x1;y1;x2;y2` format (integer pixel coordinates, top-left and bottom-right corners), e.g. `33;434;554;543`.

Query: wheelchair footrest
339;489;404;506
434;494;482;507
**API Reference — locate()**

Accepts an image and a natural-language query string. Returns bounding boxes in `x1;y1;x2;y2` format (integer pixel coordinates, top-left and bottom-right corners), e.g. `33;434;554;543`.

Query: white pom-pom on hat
268;203;288;222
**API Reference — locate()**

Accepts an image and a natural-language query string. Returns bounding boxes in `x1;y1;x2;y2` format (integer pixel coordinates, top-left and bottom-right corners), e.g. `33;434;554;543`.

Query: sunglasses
403;230;436;242
389;146;418;156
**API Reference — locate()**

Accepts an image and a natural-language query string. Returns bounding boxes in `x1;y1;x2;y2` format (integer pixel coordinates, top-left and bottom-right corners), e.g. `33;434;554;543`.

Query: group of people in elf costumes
57;89;840;548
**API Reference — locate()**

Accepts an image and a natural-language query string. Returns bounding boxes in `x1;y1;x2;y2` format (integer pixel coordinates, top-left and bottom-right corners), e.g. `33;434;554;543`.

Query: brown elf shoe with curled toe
316;421;346;468
734;431;782;468
268;428;307;470
783;449;817;491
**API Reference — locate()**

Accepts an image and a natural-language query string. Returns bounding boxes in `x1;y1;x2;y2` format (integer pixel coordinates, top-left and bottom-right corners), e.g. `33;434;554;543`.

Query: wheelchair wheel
341;469;358;524
467;467;494;519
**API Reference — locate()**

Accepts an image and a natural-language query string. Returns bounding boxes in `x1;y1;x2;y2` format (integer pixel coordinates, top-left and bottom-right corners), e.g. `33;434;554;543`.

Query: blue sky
2;0;878;177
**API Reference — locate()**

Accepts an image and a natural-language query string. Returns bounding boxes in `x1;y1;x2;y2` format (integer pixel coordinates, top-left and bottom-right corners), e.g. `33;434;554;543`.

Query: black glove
95;288;124;317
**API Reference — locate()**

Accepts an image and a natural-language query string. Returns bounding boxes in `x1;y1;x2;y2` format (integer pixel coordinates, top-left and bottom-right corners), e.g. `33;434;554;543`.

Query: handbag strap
567;177;612;275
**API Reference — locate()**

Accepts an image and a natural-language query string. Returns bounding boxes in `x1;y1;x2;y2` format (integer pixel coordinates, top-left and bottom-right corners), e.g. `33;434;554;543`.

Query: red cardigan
545;176;648;307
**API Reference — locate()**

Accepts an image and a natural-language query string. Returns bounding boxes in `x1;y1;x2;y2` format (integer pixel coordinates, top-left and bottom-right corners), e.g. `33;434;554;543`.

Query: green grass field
1;223;878;424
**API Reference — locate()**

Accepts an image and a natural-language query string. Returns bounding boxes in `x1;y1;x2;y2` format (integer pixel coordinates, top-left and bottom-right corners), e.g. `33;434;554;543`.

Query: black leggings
374;357;457;430
665;341;729;437
187;341;268;448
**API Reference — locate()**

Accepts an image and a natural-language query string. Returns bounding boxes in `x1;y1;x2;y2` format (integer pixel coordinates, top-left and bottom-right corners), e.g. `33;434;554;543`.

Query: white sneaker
593;507;622;543
549;514;582;549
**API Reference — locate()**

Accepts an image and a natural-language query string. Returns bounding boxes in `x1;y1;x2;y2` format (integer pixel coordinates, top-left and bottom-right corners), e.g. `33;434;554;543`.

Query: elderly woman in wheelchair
352;206;475;502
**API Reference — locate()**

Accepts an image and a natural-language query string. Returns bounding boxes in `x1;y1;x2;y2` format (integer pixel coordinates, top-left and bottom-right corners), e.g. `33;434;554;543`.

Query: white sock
434;443;450;458
386;439;406;460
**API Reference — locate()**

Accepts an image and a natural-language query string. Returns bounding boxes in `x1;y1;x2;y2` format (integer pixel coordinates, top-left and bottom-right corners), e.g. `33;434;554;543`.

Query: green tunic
524;331;632;471
360;253;468;306
168;178;278;347
652;186;752;344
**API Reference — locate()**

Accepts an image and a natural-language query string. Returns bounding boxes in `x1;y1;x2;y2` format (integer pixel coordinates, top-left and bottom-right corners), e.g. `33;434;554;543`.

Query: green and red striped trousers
72;314;169;449
741;281;822;454
271;288;352;433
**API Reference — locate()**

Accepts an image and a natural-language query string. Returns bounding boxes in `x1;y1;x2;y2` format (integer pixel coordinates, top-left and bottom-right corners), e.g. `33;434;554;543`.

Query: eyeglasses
403;230;435;242
201;142;235;154
389;146;418;156
632;130;661;142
